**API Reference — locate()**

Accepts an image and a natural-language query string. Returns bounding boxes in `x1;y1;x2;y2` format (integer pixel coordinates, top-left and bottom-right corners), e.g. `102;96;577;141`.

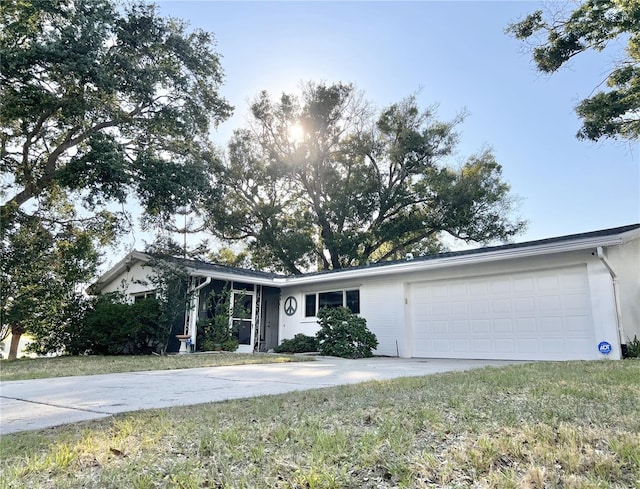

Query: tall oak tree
206;82;526;274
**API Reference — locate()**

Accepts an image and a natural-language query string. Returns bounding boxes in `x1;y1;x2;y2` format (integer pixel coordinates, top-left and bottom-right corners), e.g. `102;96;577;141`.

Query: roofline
280;232;626;286
91;224;639;292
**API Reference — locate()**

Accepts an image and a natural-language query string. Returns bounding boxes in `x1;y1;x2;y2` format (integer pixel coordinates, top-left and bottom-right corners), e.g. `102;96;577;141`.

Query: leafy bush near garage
316;306;378;358
626;336;640;358
274;334;318;353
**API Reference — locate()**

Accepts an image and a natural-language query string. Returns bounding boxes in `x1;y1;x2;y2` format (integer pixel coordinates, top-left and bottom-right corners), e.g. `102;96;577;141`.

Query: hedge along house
92;224;640;360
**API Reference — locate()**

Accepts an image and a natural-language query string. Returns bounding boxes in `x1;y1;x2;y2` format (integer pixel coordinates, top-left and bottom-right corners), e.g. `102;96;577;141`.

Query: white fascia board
281;235;624;286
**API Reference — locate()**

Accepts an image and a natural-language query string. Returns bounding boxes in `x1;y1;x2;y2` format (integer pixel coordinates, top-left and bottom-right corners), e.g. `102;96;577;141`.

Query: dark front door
261;288;280;351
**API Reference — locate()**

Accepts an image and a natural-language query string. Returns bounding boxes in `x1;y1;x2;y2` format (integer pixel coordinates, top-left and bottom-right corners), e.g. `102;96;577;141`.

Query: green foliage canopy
207;82;525;274
507;0;639;141
0;0;232;219
0;0;231;355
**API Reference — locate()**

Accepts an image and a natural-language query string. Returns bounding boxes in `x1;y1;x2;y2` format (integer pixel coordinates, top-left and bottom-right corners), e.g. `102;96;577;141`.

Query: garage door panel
536;295;562;312
561;272;588;289
472;320;491;334
537;275;560;291
564;293;590;310
565;315;591;332
495;339;515;353
493;319;513;334
471;300;490;314
469;282;489;296
452;319;471;334
536;316;563;334
513;297;536;313
513;277;535;292
490;279;511;294
492;299;512;314
432;320;449;334
411;266;596;361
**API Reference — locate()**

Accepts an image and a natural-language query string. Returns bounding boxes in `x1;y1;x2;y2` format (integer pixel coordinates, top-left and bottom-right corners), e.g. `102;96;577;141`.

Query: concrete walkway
0;357;516;434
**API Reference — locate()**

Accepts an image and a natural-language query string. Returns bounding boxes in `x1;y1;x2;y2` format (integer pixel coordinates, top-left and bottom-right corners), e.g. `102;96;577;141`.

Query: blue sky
157;0;639;245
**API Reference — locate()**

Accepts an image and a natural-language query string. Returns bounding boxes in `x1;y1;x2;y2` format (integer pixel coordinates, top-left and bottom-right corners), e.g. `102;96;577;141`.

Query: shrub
626;336;640;358
80;293;163;355
316;307;378;359
274;334;318;353
24;292;164;356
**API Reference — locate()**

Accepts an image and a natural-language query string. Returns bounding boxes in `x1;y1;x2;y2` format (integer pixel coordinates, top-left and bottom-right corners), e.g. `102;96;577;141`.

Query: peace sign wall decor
284;296;297;316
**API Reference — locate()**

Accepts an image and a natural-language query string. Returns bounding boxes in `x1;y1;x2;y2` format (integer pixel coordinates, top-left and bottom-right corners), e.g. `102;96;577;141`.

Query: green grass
0;352;311;381
1;360;639;488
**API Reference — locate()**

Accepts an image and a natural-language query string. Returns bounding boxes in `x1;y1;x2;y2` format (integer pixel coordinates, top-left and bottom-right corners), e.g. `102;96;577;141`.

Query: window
305;294;316;317
346;290;360;314
319;291;343;309
133;291;155;303
304;289;360;317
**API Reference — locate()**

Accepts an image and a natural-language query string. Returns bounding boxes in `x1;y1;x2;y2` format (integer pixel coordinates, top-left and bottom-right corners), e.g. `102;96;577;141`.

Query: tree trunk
8;329;23;360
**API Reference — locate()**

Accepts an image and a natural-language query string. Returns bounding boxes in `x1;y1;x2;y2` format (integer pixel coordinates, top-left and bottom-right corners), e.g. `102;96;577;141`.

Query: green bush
79;293;163;355
24;292;164;356
274;334;318;353
316;307;378;359
626;336;640;358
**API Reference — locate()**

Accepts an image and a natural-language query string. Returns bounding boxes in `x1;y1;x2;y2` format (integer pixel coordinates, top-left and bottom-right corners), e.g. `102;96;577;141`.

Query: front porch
182;278;280;354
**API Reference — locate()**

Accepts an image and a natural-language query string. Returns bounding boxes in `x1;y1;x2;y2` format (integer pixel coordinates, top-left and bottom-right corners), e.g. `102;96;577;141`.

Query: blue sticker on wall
598;341;612;355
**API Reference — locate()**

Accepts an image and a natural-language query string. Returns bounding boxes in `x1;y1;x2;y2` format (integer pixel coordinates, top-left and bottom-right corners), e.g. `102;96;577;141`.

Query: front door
232;291;255;353
261;288;280;351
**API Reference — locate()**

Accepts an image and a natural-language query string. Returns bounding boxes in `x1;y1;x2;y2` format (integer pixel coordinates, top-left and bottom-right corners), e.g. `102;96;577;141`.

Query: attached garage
410;266;595;360
278;224;639;361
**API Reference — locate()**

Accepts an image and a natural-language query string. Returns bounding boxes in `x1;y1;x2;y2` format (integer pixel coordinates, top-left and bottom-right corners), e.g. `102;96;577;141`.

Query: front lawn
0;352;311;381
1;360;638;488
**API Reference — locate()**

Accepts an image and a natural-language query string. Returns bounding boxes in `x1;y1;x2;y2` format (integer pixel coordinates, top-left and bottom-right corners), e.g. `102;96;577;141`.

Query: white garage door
410;266;596;360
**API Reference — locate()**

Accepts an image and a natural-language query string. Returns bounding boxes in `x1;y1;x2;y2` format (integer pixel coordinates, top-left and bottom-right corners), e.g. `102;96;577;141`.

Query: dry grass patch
1;360;639;488
0;352;311;381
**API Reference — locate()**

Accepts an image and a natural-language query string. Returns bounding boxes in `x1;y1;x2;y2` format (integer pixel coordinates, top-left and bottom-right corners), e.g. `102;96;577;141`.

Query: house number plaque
284;296;297;316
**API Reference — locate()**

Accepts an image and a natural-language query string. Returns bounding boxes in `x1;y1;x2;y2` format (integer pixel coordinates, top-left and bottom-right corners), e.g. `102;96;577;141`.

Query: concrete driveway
0;357;517;435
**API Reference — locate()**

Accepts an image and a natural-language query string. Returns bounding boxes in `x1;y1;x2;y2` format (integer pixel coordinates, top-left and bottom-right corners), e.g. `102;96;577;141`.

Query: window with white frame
304;289;360;317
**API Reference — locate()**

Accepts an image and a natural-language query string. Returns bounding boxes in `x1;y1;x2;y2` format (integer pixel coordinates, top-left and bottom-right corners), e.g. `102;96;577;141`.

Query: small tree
137;255;192;355
316;307;378;359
